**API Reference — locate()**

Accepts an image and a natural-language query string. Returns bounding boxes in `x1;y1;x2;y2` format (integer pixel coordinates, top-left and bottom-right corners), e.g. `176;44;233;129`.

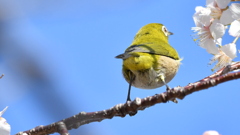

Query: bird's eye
162;26;169;36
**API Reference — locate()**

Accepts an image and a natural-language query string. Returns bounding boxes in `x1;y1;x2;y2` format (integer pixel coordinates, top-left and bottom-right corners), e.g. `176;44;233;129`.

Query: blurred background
0;0;239;135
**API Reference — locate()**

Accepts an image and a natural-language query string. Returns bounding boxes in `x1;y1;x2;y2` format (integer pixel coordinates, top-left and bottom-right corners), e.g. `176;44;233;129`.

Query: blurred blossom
0;0;97;134
203;130;220;135
0;107;10;135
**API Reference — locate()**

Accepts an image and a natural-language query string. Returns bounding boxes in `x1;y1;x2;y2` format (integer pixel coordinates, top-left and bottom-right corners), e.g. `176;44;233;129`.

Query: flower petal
209;50;232;71
204;39;218;55
0;107;10;135
206;0;217;7
215;38;222;45
193;11;202;27
220;9;235;25
201;38;219;54
229;20;240;37
215;0;231;9
210;20;226;40
193;6;212;27
221;43;237;59
208;5;222;19
229;3;240;20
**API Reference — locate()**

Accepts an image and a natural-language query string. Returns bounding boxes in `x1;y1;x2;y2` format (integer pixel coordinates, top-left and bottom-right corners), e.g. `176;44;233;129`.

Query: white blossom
209;20;226;44
209;43;237;70
220;3;240;25
192;0;239;71
192;20;224;54
193;6;212;27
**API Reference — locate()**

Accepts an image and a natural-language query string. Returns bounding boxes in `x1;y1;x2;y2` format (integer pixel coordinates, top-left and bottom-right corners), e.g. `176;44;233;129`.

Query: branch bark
15;62;240;135
0;74;4;79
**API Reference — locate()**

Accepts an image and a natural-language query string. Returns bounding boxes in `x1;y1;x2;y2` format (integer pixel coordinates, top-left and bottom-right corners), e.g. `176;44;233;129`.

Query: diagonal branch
0;74;4;79
15;62;240;135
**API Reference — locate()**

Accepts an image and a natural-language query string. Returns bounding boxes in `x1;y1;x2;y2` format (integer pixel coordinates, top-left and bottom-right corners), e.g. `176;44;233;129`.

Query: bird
115;23;181;102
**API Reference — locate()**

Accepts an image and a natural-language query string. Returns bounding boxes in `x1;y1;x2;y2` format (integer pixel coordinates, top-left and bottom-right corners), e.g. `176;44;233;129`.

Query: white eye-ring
162;26;169;36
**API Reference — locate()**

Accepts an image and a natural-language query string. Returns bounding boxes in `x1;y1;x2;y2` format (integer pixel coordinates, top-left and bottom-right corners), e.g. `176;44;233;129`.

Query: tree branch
0;74;4;79
15;62;240;135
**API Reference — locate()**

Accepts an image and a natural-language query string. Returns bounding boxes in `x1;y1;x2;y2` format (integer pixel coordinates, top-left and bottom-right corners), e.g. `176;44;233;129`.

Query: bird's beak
168;31;173;36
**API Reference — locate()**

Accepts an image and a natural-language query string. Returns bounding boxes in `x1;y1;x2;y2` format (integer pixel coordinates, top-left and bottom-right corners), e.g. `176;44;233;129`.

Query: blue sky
0;0;240;135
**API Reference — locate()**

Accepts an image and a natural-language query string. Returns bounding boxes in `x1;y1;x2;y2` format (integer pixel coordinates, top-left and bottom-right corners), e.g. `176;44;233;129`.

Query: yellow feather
123;52;154;71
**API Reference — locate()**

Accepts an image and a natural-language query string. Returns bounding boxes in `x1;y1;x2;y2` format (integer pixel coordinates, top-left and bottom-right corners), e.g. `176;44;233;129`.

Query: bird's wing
124;43;180;60
115;44;149;59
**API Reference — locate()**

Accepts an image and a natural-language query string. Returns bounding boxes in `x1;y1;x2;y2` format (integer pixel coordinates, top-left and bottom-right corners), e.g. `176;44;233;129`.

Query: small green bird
115;23;181;102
